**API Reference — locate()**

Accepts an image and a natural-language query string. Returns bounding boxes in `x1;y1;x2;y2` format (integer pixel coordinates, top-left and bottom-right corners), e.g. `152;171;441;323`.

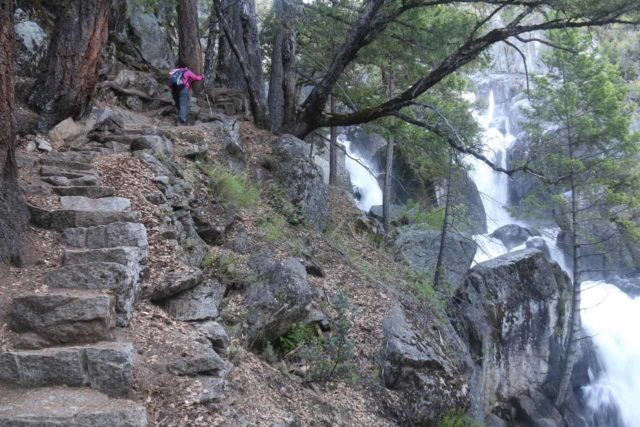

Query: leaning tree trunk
382;136;394;232
216;0;245;90
214;0;268;128
27;0;111;128
0;0;27;267
434;149;455;289
268;0;298;132
203;7;218;89
329;96;338;186
177;0;203;93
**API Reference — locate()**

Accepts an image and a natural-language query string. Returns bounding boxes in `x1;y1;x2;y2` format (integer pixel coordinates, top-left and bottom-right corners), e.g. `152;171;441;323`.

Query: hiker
168;61;203;125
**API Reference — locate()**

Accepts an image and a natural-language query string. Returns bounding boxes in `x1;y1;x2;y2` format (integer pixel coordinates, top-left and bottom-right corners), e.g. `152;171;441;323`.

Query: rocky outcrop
245;252;312;347
450;169;487;235
490;223;540;250
385;225;477;291
380;305;471;425
162;280;225;322
121;6;174;69
452;249;572;423
14;9;47;76
270;135;330;232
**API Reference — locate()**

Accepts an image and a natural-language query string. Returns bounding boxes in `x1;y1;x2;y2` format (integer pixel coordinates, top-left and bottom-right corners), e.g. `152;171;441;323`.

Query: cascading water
340;134;383;212
581;282;640;426
470;88;639;426
467;91;523;264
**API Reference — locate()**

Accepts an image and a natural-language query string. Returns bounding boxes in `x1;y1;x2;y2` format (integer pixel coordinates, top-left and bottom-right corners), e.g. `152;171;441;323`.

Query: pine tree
521;28;640;405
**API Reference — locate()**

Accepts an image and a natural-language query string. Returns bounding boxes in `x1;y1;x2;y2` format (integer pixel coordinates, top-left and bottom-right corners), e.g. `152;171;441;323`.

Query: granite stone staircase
0;148;149;426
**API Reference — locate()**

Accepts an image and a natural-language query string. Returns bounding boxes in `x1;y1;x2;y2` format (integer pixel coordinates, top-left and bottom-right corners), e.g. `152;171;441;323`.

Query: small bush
278;323;316;354
256;215;286;241
201;252;216;269
438;410;482;427
265;184;302;225
197;162;259;209
401;200;445;229
302;294;357;385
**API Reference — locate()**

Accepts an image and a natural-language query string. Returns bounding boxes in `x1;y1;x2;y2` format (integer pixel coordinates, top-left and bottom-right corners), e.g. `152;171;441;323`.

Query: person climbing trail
168;61;203;125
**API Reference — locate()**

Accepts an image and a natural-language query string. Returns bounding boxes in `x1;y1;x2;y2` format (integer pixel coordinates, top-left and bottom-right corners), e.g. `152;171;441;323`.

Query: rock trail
1;131;150;426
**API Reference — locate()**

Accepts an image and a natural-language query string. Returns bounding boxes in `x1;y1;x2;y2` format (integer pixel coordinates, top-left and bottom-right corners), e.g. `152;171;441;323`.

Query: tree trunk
382;137;394;232
216;0;245;90
434;150;455;288
556;69;581;406
0;0;27;267
27;0;111;128
203;7;218;89
177;0;203;93
214;0;268;128
268;0;298;132
329;96;338;186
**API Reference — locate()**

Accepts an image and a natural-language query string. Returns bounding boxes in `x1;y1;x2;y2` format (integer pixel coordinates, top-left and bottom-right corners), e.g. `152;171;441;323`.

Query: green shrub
197;162;259;208
264;184;302;225
401;200;445;229
256;215;286;241
438;410;482;427
278;323;316;354
301;294;357;385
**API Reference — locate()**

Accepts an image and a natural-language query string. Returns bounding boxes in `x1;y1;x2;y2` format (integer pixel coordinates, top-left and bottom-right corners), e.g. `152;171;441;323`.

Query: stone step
0;342;134;397
45;151;98;163
0;387;147;427
46;262;140;327
39;158;94;171
60;196;131;212
41;165;97;179
42;175;100;187
62;222;148;259
64;246;143;270
28;204;137;231
52;186;115;198
9;290;116;349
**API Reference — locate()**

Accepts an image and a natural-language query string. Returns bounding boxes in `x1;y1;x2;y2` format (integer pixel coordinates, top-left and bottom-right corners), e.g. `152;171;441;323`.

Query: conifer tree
521;28;640;405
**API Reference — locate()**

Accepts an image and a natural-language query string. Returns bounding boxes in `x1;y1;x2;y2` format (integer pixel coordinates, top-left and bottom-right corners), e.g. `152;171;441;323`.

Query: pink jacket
169;68;203;90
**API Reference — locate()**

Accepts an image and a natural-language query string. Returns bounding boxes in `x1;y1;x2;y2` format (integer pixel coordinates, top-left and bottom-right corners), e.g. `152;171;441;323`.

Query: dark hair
175;60;188;69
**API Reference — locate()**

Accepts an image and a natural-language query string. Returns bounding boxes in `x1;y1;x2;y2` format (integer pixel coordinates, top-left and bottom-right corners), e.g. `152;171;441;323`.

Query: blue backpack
169;69;185;88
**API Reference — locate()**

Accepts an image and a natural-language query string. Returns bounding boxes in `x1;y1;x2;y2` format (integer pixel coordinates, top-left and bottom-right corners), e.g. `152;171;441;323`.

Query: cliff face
379;249;577;426
453;249;572;425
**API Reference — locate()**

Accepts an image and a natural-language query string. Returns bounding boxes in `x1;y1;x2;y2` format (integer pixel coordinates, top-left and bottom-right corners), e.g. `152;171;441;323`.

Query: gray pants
171;86;190;124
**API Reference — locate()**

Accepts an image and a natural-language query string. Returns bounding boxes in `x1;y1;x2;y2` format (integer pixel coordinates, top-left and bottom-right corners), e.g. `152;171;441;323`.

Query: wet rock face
380;305;471;426
452;249;572;417
385;224;477;292
450;169;487;235
490;223;540;250
270;135;330;232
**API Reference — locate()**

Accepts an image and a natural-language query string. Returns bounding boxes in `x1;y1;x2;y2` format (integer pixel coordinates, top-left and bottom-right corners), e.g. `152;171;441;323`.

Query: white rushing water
471;89;639;426
340;134;383;212
467;91;522;263
581;282;640;427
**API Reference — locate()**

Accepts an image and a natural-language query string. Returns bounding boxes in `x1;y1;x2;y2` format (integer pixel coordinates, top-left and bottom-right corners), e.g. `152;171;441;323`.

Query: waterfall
340;134;383;212
470;88;639;426
581;282;640;427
